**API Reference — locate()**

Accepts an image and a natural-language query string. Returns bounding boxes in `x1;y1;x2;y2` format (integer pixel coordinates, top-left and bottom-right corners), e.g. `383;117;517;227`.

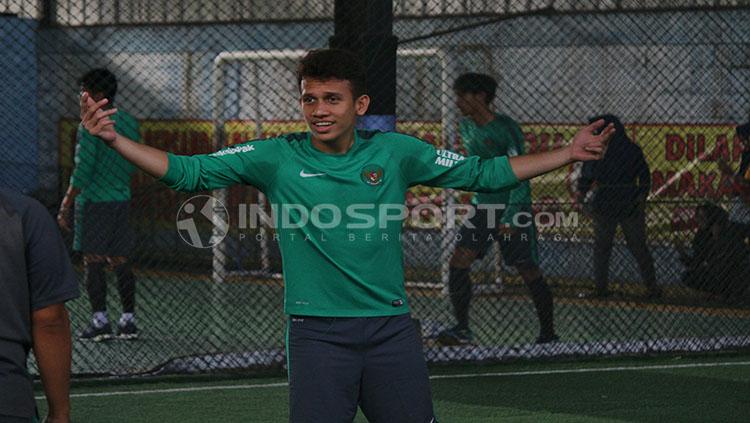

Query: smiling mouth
312;122;335;133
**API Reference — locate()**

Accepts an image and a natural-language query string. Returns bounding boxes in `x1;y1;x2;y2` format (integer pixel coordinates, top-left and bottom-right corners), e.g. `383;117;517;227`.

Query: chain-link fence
2;1;750;376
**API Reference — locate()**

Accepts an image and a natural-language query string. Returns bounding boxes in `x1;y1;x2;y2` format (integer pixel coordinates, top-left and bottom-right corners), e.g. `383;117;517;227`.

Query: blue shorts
286;313;436;423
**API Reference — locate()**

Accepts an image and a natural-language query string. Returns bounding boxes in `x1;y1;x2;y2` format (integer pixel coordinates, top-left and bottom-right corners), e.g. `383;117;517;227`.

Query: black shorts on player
75;201;135;256
287;314;436;423
455;206;539;268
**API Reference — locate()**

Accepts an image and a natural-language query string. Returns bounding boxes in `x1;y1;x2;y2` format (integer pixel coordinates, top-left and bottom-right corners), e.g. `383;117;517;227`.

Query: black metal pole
40;0;57;27
330;0;397;131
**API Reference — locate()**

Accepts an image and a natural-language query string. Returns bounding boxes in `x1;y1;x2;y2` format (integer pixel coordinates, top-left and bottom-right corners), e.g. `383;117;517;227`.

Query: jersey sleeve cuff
158;153;180;186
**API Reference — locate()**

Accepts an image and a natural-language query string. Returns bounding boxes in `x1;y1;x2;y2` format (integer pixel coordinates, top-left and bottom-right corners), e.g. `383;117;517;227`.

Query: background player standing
58;68;141;341
438;73;557;346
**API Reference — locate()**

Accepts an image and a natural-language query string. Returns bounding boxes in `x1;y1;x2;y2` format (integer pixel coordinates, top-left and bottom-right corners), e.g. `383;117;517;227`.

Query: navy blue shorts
286;313;436;423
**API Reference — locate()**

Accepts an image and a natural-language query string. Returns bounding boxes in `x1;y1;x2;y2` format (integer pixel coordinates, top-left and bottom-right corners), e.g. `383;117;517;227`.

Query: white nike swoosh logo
299;170;326;178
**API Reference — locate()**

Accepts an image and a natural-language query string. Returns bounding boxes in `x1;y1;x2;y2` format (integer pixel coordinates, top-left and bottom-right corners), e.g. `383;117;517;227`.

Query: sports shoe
436;326;474;346
79;322;113;342
535;333;560;344
116;321;138;340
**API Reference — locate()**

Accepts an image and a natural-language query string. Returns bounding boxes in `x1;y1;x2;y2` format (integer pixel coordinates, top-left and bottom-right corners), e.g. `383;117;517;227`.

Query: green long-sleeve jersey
70;109;140;203
459;114;532;226
161;130;519;317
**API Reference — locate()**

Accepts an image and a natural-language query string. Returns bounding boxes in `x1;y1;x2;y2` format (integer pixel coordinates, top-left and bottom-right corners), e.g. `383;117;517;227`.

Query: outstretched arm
403;120;614;193
508;119;614;181
80;92;168;178
81;91;281;192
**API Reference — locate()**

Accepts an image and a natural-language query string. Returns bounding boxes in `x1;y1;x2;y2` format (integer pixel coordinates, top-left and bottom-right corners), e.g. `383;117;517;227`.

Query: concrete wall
0;15;38;193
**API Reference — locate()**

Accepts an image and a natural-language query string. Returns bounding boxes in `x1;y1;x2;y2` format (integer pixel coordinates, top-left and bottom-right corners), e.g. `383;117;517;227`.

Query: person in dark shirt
678;202;750;301
576;114;661;299
719;122;750;224
736;122;750;179
0;189;79;423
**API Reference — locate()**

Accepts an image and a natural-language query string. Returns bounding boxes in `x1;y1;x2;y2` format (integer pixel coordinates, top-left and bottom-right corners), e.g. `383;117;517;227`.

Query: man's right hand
80;91;118;143
56;208;71;232
79;94;170;178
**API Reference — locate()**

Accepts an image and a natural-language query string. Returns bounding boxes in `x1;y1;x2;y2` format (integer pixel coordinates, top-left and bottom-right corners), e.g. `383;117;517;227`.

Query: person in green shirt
78;49;612;422
437;73;557;346
58;69;140;342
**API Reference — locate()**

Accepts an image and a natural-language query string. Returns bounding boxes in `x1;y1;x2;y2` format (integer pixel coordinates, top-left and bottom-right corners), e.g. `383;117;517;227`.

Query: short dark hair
453;73;497;104
297;49;367;98
79;68;117;102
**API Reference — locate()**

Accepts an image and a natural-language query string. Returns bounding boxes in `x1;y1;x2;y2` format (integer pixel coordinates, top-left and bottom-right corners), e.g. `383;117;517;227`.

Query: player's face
454;90;486;116
300;78;369;146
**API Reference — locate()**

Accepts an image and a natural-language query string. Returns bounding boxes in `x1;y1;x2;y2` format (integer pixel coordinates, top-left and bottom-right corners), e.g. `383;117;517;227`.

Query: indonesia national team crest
361;164;384;186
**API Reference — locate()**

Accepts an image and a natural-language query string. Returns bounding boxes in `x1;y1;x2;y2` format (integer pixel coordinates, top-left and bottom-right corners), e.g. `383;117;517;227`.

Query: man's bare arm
32;304;72;423
56;185;79;232
110;133;169;178
80;92;168;178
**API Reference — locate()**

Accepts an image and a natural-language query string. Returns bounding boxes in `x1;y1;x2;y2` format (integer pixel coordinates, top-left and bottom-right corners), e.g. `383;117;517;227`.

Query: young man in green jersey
437;73;557;346
79;49;612;422
58;69;140;341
